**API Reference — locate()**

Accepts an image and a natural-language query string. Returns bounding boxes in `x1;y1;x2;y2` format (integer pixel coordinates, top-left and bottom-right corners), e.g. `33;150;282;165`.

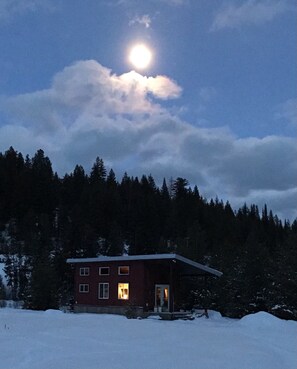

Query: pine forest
0;147;296;320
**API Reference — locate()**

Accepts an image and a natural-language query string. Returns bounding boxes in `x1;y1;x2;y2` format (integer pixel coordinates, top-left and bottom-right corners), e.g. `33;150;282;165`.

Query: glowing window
99;267;110;275
118;266;129;275
118;283;129;300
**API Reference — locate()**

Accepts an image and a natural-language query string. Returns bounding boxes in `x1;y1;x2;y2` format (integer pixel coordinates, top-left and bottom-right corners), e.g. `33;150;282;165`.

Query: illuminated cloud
129;14;151;28
0;59;296;220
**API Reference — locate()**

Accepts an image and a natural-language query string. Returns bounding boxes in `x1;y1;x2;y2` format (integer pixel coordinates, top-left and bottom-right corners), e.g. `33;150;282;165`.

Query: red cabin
66;254;222;316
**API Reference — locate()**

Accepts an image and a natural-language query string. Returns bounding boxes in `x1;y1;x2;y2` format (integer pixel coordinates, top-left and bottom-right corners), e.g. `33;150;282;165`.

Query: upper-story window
99;267;110;276
79;267;90;276
118;266;129;275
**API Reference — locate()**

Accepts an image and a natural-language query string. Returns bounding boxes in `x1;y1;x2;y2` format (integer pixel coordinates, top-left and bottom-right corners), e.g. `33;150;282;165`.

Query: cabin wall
74;260;145;310
73;259;180;314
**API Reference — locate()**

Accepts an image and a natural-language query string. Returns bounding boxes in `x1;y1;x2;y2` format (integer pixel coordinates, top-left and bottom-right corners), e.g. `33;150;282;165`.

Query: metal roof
66;253;223;277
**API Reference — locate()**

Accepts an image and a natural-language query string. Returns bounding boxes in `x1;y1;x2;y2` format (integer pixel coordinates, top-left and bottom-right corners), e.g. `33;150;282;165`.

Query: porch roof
66;253;223;277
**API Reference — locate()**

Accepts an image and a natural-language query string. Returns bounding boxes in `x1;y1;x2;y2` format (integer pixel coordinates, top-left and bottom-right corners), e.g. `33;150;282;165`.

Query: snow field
0;309;296;369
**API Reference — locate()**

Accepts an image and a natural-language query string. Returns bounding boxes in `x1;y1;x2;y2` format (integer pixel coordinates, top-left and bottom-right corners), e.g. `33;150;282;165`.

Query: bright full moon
129;44;152;70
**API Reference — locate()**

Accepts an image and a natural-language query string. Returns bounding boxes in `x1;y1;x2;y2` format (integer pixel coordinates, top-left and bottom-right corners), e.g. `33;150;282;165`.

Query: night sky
0;0;296;220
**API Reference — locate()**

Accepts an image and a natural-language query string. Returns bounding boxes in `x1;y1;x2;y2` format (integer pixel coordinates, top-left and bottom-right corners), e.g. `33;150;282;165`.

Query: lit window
118;283;129;300
79;267;90;276
99;267;110;275
118;266;129;275
79;284;89;293
98;283;109;299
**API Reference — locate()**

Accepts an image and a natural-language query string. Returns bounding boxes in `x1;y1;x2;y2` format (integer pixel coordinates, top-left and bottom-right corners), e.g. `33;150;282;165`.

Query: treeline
0;147;296;319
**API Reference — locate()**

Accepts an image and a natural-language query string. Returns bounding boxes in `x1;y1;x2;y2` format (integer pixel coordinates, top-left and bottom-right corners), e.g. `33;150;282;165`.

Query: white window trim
79;284;89;293
99;267;110;276
98;283;109;299
79;267;90;276
118;266;130;275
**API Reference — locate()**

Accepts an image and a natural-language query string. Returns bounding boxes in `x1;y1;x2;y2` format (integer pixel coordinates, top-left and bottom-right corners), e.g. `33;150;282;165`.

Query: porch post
170;260;175;313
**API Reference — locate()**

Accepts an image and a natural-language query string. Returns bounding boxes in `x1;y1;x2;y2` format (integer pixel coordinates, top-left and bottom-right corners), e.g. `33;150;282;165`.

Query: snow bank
0;309;296;369
239;311;287;328
206;310;223;320
44;309;64;315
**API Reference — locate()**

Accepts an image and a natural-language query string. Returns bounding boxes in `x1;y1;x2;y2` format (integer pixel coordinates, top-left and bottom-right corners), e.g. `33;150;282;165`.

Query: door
155;284;170;312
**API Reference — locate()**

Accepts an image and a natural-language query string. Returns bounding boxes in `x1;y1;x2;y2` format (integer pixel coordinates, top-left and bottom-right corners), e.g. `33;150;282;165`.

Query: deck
144;311;195;320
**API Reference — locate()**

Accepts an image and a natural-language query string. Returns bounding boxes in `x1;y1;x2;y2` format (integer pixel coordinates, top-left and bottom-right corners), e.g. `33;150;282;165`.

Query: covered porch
144;254;222;315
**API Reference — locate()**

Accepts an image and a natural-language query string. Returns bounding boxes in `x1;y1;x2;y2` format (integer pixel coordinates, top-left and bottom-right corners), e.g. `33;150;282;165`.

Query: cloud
129;14;151;28
0;0;53;22
0;59;296;220
231;187;297;222
145;75;182;100
3;61;182;126
160;0;189;5
211;136;297;195
199;87;217;102
210;0;295;31
275;98;297;126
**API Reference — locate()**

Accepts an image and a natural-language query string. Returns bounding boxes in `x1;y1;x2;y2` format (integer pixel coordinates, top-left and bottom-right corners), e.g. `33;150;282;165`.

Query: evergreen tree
31;149;55;214
90;157;106;184
23;214;59;310
0;275;6;300
0;147;296;320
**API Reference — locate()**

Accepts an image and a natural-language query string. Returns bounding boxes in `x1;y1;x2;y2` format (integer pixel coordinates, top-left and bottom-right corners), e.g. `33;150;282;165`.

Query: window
98;283;109;299
118;266;129;275
99;267;110;275
118;283;129;300
79;284;89;293
79;267;90;276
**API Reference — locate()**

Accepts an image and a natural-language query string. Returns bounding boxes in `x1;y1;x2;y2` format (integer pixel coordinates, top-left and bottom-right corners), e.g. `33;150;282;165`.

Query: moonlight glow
129;44;152;70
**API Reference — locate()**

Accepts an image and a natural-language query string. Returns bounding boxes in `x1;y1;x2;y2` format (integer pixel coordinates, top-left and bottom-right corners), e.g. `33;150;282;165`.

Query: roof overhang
66;253;223;277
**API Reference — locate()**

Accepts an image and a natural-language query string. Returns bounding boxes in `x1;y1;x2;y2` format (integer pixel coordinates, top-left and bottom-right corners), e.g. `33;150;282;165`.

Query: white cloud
210;0;295;31
129;14;151;28
160;0;188;5
145;75;182;100
275;98;297;126
4;61;182;126
0;0;53;21
0;59;296;220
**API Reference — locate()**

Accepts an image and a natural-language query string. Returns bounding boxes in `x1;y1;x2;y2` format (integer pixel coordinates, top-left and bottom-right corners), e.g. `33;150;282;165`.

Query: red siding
74;260;146;308
73;259;177;312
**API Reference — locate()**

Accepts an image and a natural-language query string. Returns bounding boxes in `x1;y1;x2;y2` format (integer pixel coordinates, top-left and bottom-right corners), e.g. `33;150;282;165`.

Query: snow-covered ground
0;308;296;369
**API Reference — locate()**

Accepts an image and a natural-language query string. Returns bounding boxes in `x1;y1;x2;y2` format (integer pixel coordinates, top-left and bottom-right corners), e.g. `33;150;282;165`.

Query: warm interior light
118;283;129;300
164;288;168;299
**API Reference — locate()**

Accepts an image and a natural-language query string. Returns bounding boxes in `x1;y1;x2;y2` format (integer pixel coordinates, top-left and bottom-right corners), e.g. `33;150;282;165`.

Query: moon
129;44;152;70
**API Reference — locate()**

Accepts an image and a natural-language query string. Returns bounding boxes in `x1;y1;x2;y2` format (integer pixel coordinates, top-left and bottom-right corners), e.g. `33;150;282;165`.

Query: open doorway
155;284;170;312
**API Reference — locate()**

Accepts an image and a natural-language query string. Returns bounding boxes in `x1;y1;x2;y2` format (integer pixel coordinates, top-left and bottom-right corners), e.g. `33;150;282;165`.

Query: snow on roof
66;253;223;277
